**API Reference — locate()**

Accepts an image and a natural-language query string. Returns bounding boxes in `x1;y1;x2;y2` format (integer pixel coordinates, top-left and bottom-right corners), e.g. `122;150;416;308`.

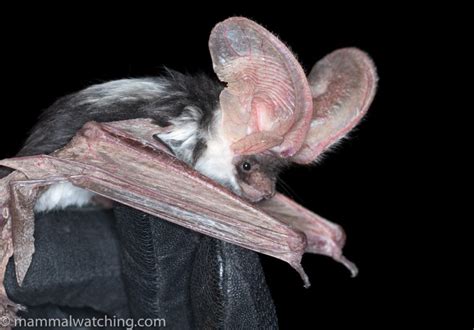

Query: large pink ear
292;48;378;164
209;17;313;157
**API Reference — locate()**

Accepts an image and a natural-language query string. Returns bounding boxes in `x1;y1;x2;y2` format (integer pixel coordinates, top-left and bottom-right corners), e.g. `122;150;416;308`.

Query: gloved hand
4;204;278;329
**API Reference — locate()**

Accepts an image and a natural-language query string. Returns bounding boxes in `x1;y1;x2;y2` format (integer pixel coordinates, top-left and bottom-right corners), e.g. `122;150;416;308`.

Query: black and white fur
10;71;285;212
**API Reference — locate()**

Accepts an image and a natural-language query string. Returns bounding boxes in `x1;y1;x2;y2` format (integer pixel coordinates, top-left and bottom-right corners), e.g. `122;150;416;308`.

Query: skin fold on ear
292;48;378;164
208;17;313;158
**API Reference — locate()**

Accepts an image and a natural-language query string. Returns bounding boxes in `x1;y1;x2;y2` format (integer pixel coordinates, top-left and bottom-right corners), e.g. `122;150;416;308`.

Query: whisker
276;177;303;203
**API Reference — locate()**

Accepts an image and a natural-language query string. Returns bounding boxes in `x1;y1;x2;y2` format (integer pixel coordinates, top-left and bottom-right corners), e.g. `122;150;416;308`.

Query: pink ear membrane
291;48;378;164
209;17;313;157
230;132;283;155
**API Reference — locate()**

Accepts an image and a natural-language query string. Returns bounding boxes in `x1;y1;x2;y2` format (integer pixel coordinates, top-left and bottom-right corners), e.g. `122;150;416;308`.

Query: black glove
4;204;278;329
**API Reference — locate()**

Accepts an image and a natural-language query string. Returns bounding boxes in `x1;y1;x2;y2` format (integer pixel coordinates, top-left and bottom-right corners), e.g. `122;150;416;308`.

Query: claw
338;255;358;277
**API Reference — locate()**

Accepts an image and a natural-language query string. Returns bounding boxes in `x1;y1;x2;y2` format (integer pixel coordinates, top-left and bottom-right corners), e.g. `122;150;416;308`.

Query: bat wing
0;170;32;324
0;119;356;293
292;48;378;164
260;193;357;276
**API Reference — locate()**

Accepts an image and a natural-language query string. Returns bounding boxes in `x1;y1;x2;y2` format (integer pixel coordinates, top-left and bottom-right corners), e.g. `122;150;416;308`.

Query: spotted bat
0;17;377;322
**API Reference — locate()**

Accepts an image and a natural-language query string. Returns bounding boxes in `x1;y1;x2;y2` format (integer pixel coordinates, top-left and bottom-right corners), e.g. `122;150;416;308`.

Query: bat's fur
8;71;287;212
20;71;220;160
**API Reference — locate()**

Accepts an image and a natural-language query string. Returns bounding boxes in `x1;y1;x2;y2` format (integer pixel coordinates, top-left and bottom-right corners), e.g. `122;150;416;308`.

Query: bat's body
17;72;285;212
19;73;220;160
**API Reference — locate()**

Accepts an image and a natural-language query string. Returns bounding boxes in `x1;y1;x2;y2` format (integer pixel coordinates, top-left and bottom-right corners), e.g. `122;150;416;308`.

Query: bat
0;17;377;323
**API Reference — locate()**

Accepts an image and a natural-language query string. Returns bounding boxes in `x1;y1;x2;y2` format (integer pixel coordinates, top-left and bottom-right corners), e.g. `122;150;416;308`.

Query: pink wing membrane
209;17;313;157
261;193;357;277
292;48;378;164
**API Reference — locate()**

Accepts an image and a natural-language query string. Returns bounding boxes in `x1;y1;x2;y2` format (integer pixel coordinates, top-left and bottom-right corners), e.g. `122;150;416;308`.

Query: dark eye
242;161;252;171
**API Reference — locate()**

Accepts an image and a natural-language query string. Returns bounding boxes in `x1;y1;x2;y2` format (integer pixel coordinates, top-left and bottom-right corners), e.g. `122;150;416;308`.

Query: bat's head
232;154;288;202
201;17;377;201
192;113;289;203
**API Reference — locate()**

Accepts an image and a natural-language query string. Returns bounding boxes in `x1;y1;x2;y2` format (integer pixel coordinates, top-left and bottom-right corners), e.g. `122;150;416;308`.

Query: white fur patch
34;182;95;212
194;112;240;193
78;79;165;106
157;106;201;165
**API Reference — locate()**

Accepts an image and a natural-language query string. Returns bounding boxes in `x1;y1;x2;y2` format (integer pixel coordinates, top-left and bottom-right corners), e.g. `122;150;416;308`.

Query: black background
1;6;447;329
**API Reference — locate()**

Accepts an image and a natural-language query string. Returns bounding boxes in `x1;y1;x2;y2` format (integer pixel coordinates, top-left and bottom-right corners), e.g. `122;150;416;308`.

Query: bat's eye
242;161;252;172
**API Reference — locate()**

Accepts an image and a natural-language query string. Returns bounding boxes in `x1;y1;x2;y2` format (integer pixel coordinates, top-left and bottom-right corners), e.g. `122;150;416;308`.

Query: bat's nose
239;182;275;203
240;171;276;202
262;188;276;200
